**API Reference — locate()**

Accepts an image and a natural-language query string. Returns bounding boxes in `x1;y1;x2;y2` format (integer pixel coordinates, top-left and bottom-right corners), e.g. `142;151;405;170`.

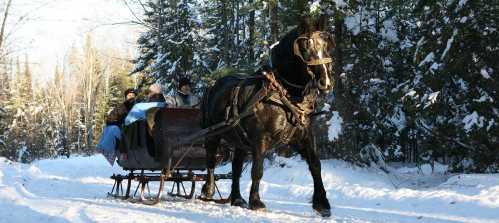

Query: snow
344;64;354;71
345;14;362;36
310;0;346;11
309;0;321;14
462;111;485;132
424;91;440;109
1;155;499;223
327;111;343;141
389;107;406;131
430;62;441;72
480;68;491;79
456;0;468;12
403;90;417;100
381;19;399;42
419;52;435;67
441;29;458;60
333;0;347;8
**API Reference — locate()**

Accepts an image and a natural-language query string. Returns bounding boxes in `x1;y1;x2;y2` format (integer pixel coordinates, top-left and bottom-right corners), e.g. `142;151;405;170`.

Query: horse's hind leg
297;137;331;217
201;136;220;199
230;147;248;207
248;137;268;210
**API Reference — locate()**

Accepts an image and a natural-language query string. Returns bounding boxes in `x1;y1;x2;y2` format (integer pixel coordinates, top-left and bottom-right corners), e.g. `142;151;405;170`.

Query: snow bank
327;111;343;141
0;155;498;222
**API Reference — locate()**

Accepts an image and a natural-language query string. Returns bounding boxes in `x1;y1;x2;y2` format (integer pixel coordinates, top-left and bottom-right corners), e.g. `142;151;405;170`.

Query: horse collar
262;70;315;126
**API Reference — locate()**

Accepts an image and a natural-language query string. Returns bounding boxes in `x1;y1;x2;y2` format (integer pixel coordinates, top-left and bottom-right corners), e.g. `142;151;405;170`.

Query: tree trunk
248;0;255;62
222;0;230;66
269;0;279;44
0;0;13;50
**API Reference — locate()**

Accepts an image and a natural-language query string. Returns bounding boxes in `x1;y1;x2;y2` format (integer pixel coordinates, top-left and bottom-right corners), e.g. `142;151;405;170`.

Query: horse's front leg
230;147;248;207
297;135;331;217
248;135;269;210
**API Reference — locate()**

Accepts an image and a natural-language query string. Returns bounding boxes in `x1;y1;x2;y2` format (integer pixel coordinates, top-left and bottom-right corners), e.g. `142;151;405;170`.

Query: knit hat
178;77;191;88
124;88;137;98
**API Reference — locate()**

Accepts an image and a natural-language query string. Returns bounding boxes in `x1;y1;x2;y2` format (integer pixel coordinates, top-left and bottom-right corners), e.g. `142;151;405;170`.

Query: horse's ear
315;14;328;31
298;16;312;35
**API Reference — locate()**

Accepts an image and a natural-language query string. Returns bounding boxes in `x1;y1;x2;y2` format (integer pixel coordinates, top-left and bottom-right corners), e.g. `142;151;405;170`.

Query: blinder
293;31;333;66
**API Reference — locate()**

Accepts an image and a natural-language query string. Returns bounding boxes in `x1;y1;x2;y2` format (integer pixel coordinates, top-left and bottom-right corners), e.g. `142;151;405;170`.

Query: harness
202;31;333;146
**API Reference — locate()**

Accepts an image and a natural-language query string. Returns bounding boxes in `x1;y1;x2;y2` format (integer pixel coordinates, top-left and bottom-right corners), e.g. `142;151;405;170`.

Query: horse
200;15;335;217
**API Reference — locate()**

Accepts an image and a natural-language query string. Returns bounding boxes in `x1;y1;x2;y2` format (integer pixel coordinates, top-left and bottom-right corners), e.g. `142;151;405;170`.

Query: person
147;83;166;103
171;77;200;108
124;83;166;126
97;88;137;165
106;88;138;126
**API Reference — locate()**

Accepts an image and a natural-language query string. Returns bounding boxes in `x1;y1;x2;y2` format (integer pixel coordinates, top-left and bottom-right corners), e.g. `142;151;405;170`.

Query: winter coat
171;92;200;108
147;93;166;103
106;99;135;126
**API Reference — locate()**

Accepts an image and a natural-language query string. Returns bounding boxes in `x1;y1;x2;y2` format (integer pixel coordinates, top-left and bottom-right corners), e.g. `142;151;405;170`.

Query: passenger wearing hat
171;77;200;108
97;88;138;165
106;88;138;126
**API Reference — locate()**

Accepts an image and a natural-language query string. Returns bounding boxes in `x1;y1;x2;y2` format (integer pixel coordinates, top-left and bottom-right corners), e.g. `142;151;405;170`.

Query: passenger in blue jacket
97;88;137;165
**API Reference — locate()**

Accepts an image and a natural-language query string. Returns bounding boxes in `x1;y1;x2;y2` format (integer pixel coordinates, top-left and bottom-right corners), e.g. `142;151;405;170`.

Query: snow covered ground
0;155;498;223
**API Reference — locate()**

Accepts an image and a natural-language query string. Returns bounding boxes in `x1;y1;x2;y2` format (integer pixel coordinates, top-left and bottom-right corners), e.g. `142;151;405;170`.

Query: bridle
270;31;333;91
293;31;333;66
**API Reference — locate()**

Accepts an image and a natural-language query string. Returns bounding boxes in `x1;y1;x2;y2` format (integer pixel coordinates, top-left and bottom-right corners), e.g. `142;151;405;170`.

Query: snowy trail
0;155;498;223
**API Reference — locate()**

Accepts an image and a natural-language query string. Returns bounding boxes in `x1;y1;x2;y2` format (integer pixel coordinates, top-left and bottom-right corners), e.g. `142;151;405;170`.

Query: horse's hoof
314;208;331;217
249;200;266;211
231;198;248;208
201;184;214;199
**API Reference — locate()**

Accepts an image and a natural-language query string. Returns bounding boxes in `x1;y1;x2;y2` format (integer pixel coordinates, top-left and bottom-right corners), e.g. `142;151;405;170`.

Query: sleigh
108;107;231;205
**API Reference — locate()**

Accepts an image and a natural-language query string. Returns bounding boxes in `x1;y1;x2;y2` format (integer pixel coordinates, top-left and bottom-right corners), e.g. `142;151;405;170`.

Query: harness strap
279;75;306;89
198;70;313;146
262;70;314;126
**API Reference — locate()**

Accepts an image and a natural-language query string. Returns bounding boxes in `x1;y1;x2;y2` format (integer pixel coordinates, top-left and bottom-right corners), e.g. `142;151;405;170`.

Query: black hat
124;88;137;97
178;77;191;88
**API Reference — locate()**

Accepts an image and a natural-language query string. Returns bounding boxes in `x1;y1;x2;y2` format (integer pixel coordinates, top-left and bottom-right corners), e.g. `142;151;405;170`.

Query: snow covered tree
407;0;499;172
133;0;207;92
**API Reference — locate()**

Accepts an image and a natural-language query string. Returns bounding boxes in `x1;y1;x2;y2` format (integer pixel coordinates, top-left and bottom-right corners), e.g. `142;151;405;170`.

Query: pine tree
411;0;499;171
133;0;207;92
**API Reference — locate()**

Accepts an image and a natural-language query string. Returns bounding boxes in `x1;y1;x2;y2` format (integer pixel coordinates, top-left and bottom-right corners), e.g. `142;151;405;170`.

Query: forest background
0;0;497;173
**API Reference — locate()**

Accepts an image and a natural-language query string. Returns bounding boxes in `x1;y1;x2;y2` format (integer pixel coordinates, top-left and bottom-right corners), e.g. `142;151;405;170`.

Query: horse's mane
271;29;300;75
270;16;326;96
270;28;309;97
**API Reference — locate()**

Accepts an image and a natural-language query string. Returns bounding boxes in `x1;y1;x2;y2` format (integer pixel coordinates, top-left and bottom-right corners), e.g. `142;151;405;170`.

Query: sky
6;0;143;84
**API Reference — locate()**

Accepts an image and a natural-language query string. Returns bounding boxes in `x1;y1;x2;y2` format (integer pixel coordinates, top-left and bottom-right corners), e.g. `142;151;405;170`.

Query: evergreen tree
134;0;207;92
409;0;499;171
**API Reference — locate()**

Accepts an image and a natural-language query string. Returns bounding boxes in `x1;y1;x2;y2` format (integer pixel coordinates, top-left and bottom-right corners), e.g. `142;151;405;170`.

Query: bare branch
0;0;14;50
121;0;147;27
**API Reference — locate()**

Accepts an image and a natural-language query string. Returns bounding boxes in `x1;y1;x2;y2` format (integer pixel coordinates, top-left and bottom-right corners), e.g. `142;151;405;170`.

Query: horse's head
272;15;335;95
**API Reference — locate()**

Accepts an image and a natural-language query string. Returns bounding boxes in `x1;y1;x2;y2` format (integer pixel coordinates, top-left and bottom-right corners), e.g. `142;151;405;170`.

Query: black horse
201;16;335;217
